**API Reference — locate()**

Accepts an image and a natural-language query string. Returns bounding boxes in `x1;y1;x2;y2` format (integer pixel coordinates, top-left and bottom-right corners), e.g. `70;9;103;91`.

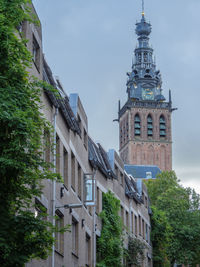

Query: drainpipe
52;107;58;267
93;170;97;267
93;205;96;267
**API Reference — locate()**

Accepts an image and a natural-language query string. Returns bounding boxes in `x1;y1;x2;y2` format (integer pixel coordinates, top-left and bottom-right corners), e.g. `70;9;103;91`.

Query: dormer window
146;172;152;179
147;115;153;137
134;114;141;136
160;115;166;137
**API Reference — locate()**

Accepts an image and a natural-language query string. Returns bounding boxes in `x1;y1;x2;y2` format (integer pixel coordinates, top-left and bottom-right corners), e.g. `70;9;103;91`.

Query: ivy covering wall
96;191;124;267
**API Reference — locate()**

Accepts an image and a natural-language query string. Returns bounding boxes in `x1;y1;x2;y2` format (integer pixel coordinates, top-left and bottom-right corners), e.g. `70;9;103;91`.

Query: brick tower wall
119;106;172;171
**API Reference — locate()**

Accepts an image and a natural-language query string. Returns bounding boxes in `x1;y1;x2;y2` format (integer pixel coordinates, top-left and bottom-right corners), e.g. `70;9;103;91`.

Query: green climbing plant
96;191;124;267
0;0;60;266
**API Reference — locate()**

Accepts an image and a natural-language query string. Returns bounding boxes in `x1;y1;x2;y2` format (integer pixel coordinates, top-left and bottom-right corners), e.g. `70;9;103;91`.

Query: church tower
119;9;175;171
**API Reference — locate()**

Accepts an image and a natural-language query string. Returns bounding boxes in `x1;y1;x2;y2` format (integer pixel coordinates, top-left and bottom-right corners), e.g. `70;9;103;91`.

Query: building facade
119;12;176;171
22;3;153;267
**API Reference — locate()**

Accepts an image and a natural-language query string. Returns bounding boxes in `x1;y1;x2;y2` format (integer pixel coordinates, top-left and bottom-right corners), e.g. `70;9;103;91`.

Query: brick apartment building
18;3;153;267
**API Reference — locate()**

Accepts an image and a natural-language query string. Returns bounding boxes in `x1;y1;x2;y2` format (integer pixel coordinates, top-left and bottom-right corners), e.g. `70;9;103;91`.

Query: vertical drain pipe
52;107;58;267
93;171;97;267
93;205;96;267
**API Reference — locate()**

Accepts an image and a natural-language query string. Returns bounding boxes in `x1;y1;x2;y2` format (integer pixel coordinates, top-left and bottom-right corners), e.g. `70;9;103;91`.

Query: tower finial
142;0;145;16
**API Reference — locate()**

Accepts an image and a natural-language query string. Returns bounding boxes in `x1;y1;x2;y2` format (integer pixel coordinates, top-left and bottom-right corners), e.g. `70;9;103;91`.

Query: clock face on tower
142;88;154;100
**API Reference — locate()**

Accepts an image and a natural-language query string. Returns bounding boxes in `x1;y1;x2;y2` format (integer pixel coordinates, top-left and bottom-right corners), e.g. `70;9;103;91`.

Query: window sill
71;252;79;259
32;59;40;73
71;186;76;192
63;183;68;191
84;143;88;150
55;250;64;257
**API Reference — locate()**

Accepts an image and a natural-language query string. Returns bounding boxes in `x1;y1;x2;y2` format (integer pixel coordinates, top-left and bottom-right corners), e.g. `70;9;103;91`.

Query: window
121;206;124;225
78;163;82;200
149;226;151;244
55;211;64;255
126;211;129;230
131;212;134;234
145;196;148;208
17;21;25;34
114;165;118;180
146;224;148;242
71;152;76;191
96;187;100;214
77;115;81;133
44;130;50;163
134;114;141;136
85;234;91;266
72;218;78;256
139;215;141;235
138;52;142;63
147;114;153;137
84;128;88;150
135;215;138;236
146;171;152;179
160;115;166;137
63;148;68;188
56;135;60;173
120;172;124;187
142;219;145;239
34;199;46;219
32;35;40;70
144;52;148;62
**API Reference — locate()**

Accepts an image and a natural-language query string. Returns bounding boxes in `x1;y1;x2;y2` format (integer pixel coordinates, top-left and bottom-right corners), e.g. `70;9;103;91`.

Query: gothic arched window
134;114;141;136
147;115;153;137
160;115;166;138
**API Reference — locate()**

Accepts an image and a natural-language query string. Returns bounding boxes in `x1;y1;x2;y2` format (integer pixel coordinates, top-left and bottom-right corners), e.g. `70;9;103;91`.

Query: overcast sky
32;0;200;192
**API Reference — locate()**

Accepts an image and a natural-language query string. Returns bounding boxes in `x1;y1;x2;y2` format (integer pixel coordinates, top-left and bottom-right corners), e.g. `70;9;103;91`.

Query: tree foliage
96;191;124;267
0;0;58;265
125;236;147;267
145;171;200;266
150;206;171;267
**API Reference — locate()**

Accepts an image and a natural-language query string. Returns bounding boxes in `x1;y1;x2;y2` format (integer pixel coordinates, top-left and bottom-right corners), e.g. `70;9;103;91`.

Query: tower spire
125;7;166;102
142;0;145;16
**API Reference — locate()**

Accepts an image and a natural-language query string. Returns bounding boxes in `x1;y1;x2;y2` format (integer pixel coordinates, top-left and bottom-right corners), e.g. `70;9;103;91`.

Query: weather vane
142;0;145;16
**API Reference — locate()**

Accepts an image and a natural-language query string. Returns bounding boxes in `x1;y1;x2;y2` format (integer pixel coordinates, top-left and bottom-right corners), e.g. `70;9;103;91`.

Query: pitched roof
88;137;114;179
124;165;161;179
43;58;81;135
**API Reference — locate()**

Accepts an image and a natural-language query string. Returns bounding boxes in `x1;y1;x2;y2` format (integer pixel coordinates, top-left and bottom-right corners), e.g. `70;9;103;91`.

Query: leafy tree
150;206;171;267
145;171;200;266
0;0;58;266
125;236;147;267
96;191;124;267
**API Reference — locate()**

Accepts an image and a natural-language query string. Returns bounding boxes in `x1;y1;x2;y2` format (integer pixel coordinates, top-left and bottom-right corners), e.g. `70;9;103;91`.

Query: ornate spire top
136;1;151;37
125;5;165;102
142;0;145;17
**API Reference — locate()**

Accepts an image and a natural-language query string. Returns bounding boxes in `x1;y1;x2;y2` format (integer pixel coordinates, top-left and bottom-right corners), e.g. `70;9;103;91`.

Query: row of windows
35;199;91;263
17;21;41;72
134;114;166;138
44;132;83;200
120;206;150;244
